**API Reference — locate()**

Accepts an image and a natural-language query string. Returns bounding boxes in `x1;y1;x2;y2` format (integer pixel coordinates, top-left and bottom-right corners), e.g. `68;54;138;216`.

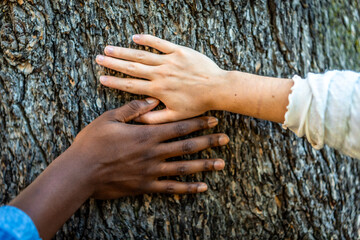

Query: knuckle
128;100;142;112
176;48;186;56
175;123;189;135
117;112;128;122
135;51;145;61
182;141;196;153
187;184;197;194
154;66;166;78
151;81;174;94
166;183;175;194
125;80;133;90
165;72;175;78
126;63;136;72
177;165;188;175
154;66;174;80
140;165;150;176
163;56;175;65
134;184;144;194
203;161;211;171
137;128;153;143
133;180;149;193
197;118;207;129
143;162;159;176
157;164;167;175
150;82;165;93
208;136;215;147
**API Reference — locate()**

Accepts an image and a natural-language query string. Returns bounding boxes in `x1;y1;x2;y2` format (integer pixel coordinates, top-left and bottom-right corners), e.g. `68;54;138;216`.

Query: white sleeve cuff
282;75;312;140
283;71;360;159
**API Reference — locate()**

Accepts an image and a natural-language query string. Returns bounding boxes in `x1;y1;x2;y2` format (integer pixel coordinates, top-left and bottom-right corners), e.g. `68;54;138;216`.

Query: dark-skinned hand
72;98;229;198
10;98;229;240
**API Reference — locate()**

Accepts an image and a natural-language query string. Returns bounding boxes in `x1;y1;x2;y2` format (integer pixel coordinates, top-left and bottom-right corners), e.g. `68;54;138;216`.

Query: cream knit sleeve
283;70;360;159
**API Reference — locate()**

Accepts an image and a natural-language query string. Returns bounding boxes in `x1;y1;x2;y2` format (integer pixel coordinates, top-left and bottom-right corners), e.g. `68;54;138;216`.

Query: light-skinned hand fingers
108;99;159;122
100;76;153;96
104;46;164;66
132;34;177;54
134;109;181;124
96;55;154;79
153;116;218;142
146;180;208;194
154;159;225;177
156;134;230;159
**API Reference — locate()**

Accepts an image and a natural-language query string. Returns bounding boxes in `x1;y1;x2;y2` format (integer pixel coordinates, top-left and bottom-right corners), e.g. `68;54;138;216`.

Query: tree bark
1;0;360;239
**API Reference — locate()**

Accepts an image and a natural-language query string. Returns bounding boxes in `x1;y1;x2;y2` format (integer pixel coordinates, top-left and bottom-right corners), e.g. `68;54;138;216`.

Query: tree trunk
1;0;360;239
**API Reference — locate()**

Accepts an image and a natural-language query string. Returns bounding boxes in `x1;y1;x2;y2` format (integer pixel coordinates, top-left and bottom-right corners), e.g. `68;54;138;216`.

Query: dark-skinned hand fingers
96;55;154;79
132;34;177;54
153;159;225;177
146;180;208;194
104;46;164;66
156;134;229;159
100;76;153;96
108;99;159;122
153;116;219;142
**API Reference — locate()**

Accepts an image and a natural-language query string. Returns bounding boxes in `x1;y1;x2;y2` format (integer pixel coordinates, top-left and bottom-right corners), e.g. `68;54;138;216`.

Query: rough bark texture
1;0;360;239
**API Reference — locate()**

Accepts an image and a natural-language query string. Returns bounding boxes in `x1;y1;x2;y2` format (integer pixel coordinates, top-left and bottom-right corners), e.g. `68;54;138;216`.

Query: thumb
113;98;159;122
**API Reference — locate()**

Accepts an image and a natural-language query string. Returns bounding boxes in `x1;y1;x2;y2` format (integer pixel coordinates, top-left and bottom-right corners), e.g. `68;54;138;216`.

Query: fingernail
145;98;158;104
197;183;208;192
96;55;104;62
105;46;114;54
219;135;230;145
208;117;218;128
214;160;225;170
133;34;140;41
100;76;107;83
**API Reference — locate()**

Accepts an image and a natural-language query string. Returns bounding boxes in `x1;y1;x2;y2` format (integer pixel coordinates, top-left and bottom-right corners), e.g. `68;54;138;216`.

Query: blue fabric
0;206;40;240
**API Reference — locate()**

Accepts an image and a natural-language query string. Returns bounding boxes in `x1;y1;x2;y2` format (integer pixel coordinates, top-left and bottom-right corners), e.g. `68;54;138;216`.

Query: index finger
104;46;164;66
132;34;177;54
154;116;219;142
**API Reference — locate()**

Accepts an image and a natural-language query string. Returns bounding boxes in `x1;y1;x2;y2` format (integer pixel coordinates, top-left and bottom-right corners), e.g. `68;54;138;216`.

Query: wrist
209;70;239;111
61;146;96;197
208;70;293;122
9;146;95;239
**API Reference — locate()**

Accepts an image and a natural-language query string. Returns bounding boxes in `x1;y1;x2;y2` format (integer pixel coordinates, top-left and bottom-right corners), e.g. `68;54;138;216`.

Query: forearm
9;147;93;240
213;71;294;123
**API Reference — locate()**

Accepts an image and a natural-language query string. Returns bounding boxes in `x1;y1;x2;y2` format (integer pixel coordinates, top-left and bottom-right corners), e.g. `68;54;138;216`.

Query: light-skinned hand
96;34;226;124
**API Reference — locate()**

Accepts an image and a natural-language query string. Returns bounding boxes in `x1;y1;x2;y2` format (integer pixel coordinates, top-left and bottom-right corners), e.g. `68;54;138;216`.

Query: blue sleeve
0;206;41;240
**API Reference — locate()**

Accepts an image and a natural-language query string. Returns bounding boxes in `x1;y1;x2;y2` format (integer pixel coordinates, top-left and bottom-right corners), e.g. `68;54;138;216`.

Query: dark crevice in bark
14;103;48;165
267;0;296;72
